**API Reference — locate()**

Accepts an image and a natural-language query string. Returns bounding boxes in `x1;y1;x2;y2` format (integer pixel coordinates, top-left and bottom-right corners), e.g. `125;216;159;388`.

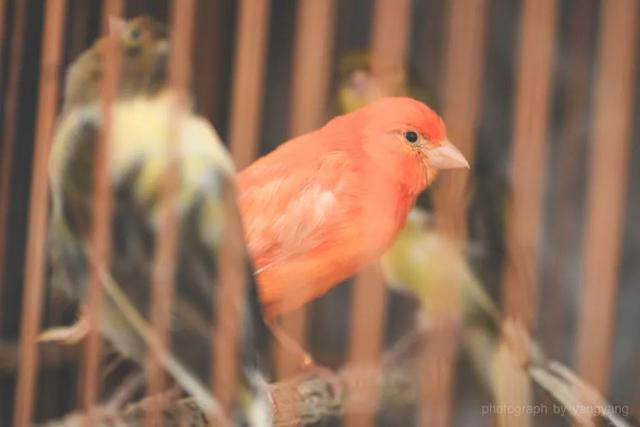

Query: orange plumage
237;97;468;318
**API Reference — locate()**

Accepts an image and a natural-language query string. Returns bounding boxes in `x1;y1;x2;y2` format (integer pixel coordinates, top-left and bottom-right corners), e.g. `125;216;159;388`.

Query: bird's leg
39;308;90;344
266;318;313;369
266;318;343;399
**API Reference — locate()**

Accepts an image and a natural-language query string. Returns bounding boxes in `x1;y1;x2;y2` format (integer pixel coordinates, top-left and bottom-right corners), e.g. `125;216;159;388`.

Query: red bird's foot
301;352;314;370
299;363;343;402
266;318;315;371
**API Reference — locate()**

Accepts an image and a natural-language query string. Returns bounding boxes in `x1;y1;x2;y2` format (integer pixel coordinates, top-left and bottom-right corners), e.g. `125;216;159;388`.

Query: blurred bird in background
62;15;170;112
335;50;436;116
237;97;469;366
43;16;271;425
333;51;632;427
382;208;636;427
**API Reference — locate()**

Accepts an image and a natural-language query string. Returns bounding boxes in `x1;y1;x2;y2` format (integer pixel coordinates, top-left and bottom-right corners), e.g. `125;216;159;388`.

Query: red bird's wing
237;140;370;315
238;147;356;270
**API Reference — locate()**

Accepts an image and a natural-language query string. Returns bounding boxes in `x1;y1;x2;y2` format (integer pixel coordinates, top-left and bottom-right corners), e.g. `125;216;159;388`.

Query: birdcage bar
434;0;487;241
211;0;268;391
271;0;337;382
0;0;27;334
80;0;123;421
42;2;91;414
499;0;558;425
369;0;410;96
542;0;597;356
228;0;270;170
344;1;411;425
419;2;488;425
502;0;557;326
345;265;386;425
144;1;196;425
576;0;639;394
13;0;67;425
289;0;336;137
212;195;248;415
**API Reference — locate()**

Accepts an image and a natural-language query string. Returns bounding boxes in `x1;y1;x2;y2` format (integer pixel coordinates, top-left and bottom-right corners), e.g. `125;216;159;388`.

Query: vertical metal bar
212;193;247;416
288;0;335;137
345;1;410;425
273;0;336;381
418;323;459;427
433;0;487;241
499;1;557;426
228;0;270;170
13;0;67;425
501;0;557;339
0;0;28;333
80;1;123;423
346;265;386;379
423;2;488;425
576;0;638;394
42;0;92;419
145;1;195;425
369;0;411;96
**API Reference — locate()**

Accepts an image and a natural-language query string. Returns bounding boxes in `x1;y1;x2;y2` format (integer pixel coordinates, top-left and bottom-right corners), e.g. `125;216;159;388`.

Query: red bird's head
329;97;469;196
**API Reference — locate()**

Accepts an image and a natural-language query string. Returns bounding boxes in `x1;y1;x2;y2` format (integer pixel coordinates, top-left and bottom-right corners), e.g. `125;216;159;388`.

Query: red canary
237;97;469;319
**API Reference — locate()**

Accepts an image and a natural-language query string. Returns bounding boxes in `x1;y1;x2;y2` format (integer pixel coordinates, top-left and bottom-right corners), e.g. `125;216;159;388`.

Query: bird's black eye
404;131;419;143
129;28;142;40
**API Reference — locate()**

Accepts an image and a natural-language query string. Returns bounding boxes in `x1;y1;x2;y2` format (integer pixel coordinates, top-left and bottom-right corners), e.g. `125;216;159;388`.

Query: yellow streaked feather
50;92;234;228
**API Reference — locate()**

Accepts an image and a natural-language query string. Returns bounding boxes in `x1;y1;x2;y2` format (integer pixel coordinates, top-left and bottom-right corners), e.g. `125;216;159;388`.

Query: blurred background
0;0;639;426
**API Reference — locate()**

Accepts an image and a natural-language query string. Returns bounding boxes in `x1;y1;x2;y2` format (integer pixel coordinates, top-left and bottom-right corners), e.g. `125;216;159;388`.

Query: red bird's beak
426;139;469;170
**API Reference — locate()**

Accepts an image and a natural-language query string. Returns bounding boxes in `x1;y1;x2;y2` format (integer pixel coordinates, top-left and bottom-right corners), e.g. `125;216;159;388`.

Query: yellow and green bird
46;16;271;426
381;208;635;427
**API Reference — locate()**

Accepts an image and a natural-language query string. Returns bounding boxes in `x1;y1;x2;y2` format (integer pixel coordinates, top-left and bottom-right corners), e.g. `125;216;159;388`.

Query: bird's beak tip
428;139;469;170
